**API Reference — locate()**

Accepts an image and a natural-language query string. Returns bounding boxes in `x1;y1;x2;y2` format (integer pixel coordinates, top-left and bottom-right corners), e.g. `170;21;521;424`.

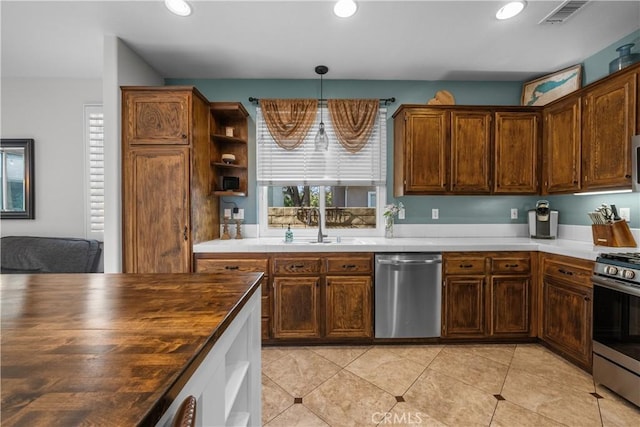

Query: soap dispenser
285;224;294;243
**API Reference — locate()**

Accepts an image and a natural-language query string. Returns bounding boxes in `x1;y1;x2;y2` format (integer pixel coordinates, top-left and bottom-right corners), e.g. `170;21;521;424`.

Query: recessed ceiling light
496;1;527;20
334;0;358;18
165;0;192;17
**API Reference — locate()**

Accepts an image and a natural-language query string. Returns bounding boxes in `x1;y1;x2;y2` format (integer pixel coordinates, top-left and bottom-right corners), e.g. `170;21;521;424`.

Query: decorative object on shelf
285;224;294;243
521;64;582;106
261;99;317;150
221;153;235;164
221;217;231;240
427;90;455;105
328;99;378;153
383;202;404;238
609;43;640;74
314;65;330;151
222;176;240;191
224;126;235;137
235;219;243;240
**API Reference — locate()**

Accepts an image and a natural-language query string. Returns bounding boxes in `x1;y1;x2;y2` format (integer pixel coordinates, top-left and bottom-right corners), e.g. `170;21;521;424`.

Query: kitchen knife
610;204;621;221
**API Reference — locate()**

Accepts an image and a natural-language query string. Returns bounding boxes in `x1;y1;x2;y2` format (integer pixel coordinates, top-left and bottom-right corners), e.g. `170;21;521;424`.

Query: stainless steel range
592;252;640;407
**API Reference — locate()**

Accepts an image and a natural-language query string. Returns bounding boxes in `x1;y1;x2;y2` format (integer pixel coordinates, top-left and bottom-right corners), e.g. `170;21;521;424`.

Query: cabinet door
493;112;540;193
450;111;492;193
490;276;530;336
542;277;592;369
124;91;190;145
403;110;449;194
325;276;372;338
273;277;321;339
582;72;636;190
442;276;486;337
543;96;581;194
123;147;190;273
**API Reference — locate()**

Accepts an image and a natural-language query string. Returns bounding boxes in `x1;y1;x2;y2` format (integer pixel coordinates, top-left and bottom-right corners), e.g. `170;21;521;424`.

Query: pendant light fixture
314;65;329;152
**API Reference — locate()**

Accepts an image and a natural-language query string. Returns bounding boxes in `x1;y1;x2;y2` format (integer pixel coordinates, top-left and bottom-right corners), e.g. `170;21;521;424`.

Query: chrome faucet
309;208;328;243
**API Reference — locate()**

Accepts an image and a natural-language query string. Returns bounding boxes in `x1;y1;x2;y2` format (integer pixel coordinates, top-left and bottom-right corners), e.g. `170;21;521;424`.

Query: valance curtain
256;105;387;186
260;99;317;150
328;99;378;153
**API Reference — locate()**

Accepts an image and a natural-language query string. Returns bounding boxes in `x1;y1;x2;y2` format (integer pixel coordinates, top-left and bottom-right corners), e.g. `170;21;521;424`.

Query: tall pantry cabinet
122;87;219;273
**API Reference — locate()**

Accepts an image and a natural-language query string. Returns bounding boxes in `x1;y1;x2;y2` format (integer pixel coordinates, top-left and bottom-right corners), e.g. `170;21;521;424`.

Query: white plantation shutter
256;105;386;186
85;105;104;240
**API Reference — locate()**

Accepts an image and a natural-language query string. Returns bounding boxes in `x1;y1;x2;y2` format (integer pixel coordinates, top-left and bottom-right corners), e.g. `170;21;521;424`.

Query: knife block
591;220;637;247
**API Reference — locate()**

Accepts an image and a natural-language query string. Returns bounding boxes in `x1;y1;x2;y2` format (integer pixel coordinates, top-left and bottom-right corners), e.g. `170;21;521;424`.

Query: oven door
592;276;640;364
592;276;640;406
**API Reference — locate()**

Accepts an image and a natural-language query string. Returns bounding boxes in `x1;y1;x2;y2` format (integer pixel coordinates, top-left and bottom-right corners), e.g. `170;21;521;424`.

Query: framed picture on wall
521;64;582;106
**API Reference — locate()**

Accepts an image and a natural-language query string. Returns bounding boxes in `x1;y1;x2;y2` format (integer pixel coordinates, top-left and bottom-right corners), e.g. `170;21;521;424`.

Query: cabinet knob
584;296;591;302
181;134;187;139
183;226;188;241
625;174;631;179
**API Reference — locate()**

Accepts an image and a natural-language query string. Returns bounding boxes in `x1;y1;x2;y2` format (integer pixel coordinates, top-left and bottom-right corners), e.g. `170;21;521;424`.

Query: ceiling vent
539;0;589;24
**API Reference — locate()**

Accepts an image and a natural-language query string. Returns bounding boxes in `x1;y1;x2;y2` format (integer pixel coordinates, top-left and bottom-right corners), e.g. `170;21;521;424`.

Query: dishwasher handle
376;258;442;265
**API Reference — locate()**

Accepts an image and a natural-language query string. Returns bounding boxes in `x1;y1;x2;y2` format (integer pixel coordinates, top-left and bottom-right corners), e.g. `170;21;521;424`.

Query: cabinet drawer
491;257;530;274
326;256;372;274
544;259;592;286
444;256;486;275
195;258;268;273
273;258;321;274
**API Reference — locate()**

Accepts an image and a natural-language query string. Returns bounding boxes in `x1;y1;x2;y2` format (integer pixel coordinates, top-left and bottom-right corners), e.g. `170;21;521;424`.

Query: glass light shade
496;1;526;20
165;0;192;16
314;123;329;151
334;0;357;18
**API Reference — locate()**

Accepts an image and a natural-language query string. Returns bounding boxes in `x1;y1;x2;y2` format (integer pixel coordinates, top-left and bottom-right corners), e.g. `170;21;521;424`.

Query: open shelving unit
210;102;249;197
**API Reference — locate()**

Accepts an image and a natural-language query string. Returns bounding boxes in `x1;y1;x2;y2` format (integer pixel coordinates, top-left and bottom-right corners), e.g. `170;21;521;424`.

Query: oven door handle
592;276;640;298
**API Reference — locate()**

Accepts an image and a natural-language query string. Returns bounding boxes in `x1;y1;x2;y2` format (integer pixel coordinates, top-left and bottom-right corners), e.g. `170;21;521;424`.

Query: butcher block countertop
0;272;263;427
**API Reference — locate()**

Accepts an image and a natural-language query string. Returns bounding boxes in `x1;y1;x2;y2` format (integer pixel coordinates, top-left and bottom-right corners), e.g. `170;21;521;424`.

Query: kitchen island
1;273;263;427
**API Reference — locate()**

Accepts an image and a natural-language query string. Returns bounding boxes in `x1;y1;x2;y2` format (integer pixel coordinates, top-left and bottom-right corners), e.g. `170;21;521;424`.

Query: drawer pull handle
505;264;519;268
291;264;305;269
343;264;357;269
459;264;474;268
225;266;239;270
558;268;573;276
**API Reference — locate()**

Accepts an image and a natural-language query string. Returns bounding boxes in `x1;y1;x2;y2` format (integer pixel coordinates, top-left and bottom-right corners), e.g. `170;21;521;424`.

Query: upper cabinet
124;91;191;145
581;68;637;191
210;102;249;196
493;111;540;194
394;108;448;195
393;106;540;196
395;64;639;196
542;95;582;194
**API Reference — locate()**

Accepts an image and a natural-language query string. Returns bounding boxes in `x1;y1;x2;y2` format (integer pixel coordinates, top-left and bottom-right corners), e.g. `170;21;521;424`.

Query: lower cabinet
540;253;593;371
442;252;532;339
272;253;373;342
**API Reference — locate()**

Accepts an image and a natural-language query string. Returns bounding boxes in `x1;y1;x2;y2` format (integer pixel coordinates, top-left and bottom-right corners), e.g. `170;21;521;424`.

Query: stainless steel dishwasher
375;253;442;338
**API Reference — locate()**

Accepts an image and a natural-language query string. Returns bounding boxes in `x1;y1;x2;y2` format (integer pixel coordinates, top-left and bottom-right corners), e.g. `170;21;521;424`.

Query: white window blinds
85;105;104;240
256;105;386;186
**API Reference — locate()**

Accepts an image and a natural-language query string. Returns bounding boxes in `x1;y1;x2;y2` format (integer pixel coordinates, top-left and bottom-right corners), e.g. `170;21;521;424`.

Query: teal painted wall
167;30;640;229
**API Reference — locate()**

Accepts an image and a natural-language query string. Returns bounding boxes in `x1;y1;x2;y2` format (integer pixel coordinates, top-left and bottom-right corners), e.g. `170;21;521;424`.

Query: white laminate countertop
193;236;636;261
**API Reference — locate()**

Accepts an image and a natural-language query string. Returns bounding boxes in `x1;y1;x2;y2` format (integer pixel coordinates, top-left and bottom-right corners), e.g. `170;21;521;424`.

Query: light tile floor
262;343;640;427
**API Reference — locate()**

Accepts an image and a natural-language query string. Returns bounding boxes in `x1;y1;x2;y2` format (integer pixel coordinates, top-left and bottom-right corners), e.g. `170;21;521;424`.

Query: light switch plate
619;207;630;222
398;208;405;220
235;208;245;220
511;208;518;219
432;208;439;220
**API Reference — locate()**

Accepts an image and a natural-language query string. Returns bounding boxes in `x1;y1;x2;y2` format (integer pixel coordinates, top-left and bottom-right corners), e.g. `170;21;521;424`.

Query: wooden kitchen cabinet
393;108;449;195
273;276;321;339
540;253;594;371
442;252;532;339
543;95;582;194
581;67;638;191
271;253;373;342
194;254;272;339
122;87;218;273
450;110;492;193
493;111;540;194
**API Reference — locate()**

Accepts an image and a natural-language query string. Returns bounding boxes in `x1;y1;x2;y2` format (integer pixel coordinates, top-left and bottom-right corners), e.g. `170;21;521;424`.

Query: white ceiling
1;0;639;81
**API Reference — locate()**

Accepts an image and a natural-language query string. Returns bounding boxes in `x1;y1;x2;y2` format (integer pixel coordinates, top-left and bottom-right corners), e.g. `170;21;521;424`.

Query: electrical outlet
235;208;245;220
511;208;518;219
619;207;631;222
398;207;405;220
224;208;231;218
432;208;439;220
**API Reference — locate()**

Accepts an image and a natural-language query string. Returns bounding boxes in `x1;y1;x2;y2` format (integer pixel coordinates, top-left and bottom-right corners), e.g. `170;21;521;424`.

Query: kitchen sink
285;237;370;245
